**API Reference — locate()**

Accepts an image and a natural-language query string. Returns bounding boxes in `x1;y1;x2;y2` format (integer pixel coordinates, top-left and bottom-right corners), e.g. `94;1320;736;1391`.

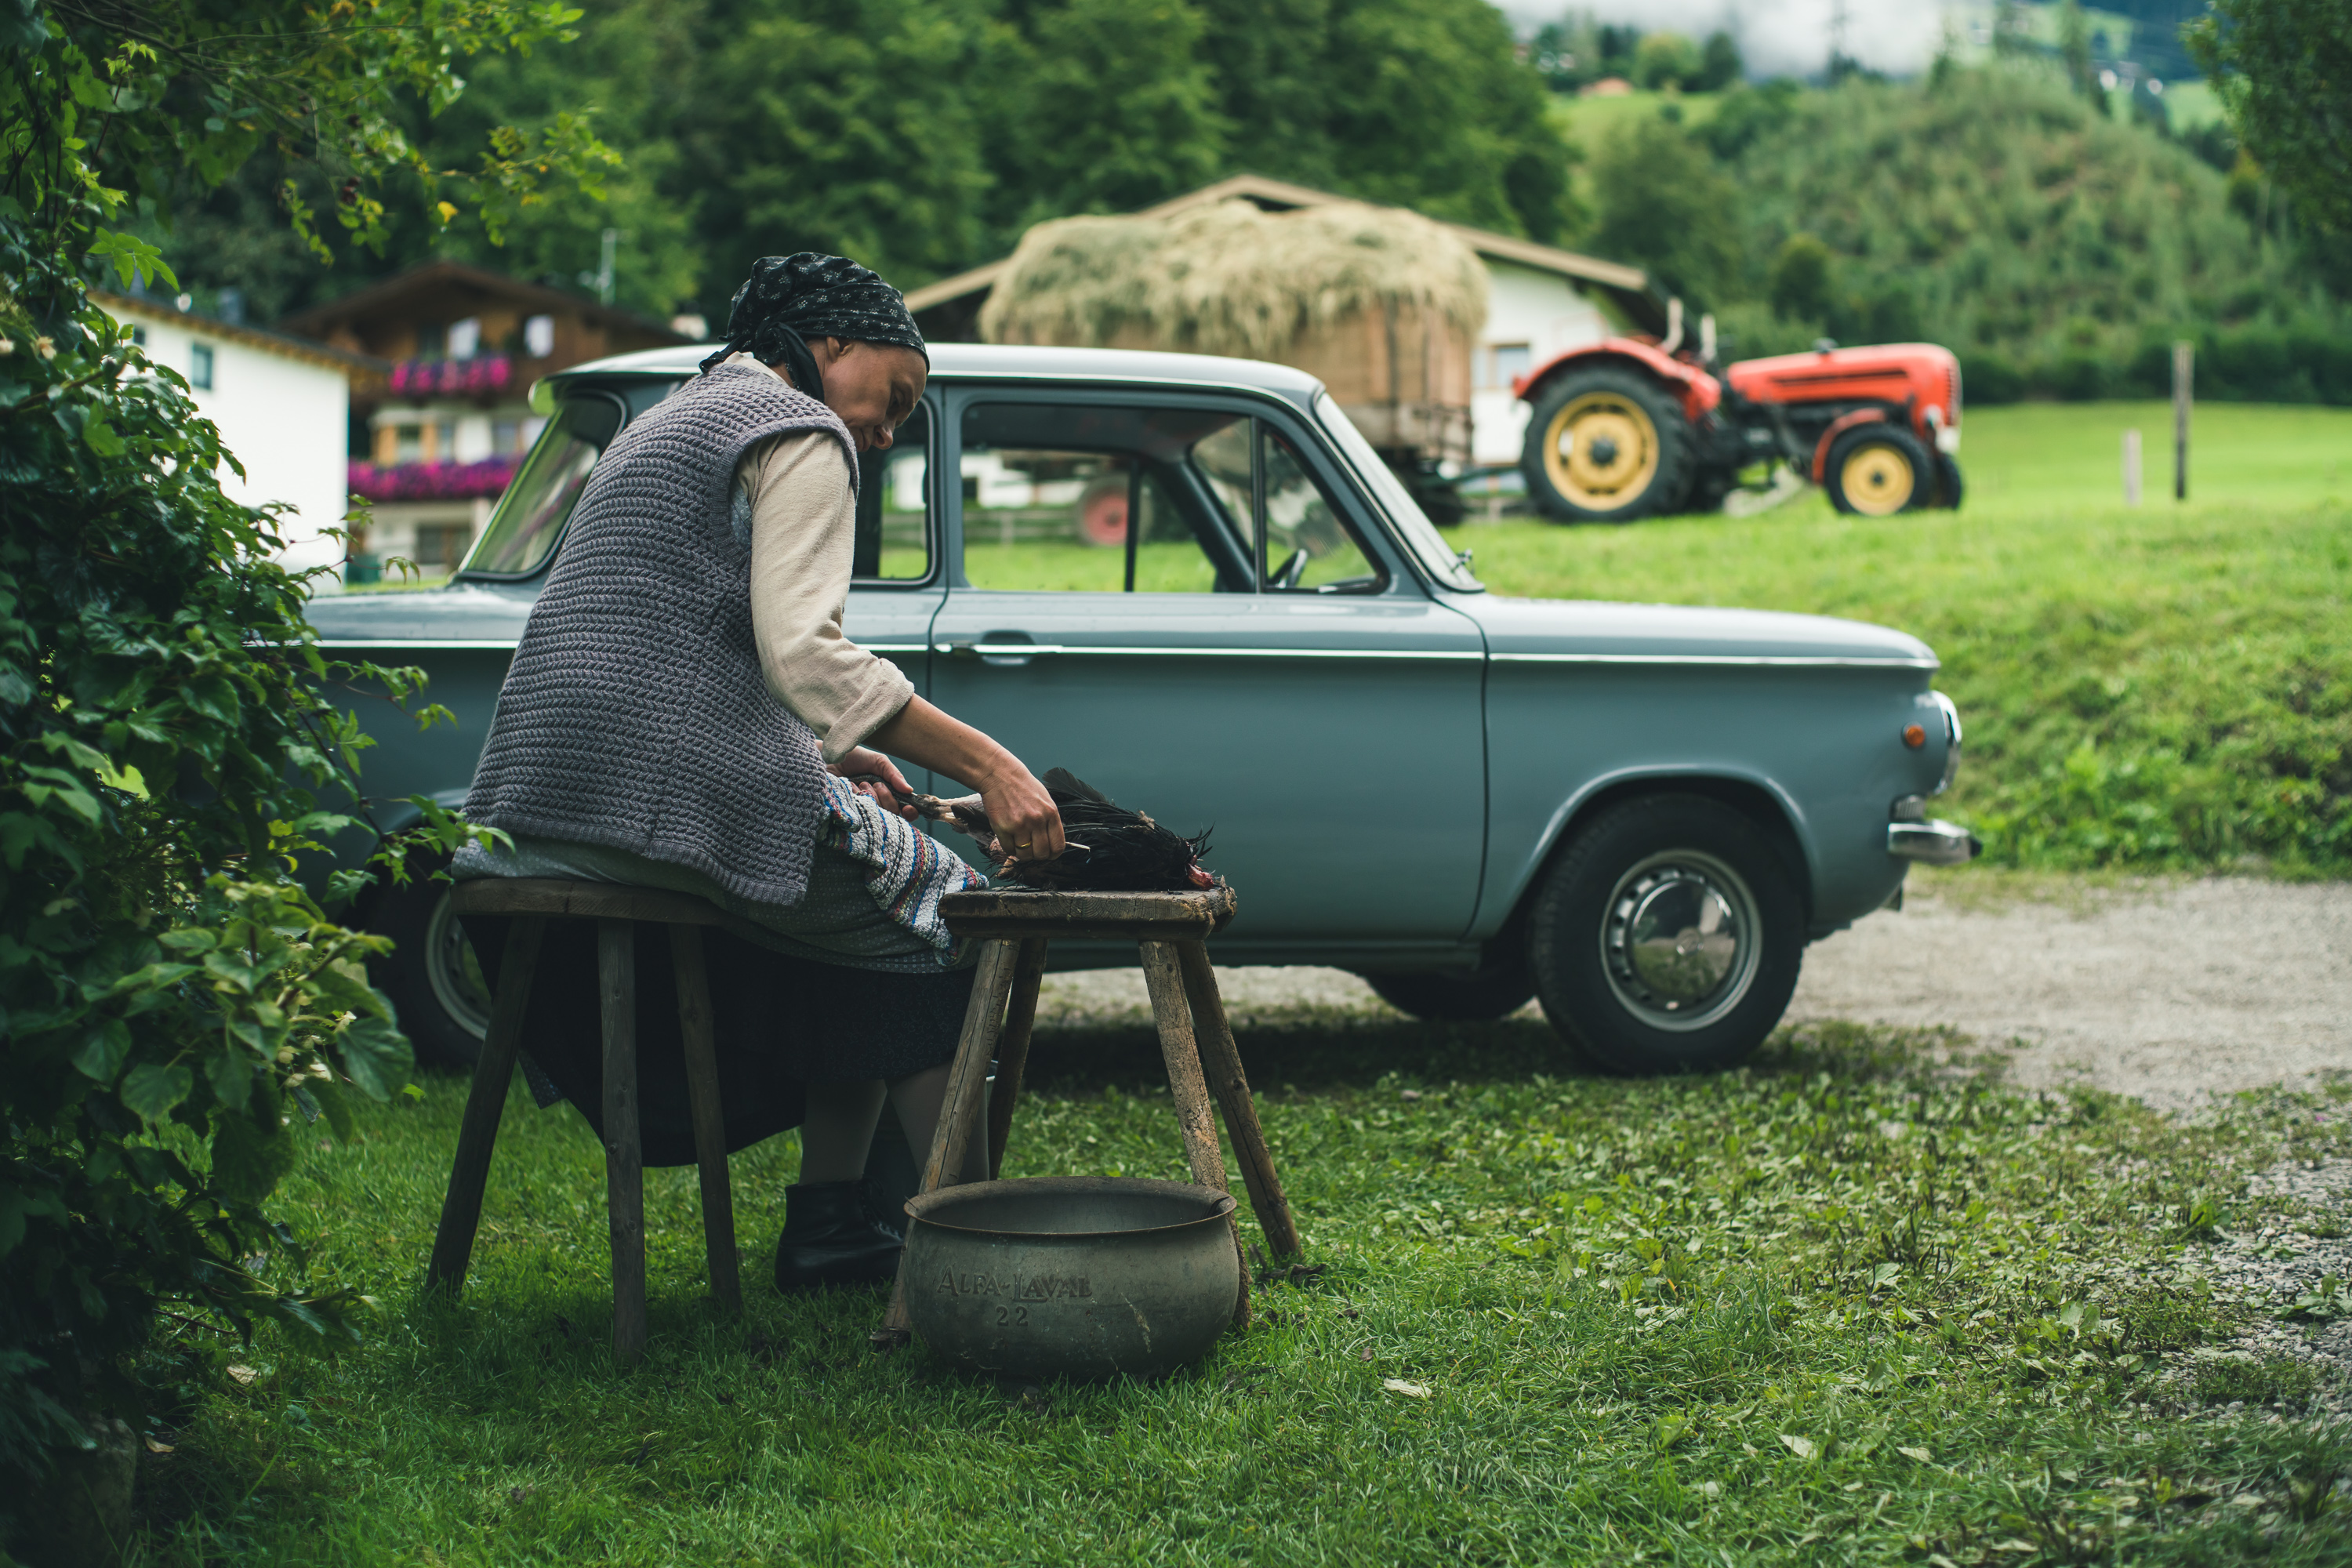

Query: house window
414;322;446;359
415;523;473;568
447;317;482;359
493;418;524;455
1479;343;1531;390
433;421;456;463
394;424;423;464
190;343;215;390
128;325;147;347
524;314;555;358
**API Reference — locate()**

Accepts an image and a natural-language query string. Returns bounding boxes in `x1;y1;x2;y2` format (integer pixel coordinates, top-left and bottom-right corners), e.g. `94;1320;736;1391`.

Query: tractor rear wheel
1935;452;1965;510
1522;368;1694;523
1824;426;1930;516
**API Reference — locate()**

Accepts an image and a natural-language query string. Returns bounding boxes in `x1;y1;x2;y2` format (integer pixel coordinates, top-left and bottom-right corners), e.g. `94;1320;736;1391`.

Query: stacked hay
978;199;1488;367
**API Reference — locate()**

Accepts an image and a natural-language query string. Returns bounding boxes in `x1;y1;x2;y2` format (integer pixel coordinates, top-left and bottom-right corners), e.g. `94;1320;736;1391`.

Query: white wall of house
1467;260;1612;467
119;305;354;587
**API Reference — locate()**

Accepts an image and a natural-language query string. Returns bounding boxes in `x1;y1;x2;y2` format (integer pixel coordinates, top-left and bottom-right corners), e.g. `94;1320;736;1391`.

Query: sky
1497;0;1953;81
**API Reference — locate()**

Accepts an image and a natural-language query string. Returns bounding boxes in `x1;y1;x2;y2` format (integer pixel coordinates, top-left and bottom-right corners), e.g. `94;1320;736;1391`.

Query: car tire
1521;368;1696;523
1824;425;1931;516
368;860;494;1069
1362;964;1537;1022
1528;794;1804;1075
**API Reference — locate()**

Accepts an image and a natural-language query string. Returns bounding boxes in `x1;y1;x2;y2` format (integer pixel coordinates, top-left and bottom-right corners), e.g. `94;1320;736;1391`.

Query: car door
844;397;946;730
924;384;1487;950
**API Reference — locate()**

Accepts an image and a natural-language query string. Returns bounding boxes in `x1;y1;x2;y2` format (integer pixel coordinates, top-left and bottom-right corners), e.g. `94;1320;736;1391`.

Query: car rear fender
1487;768;1817;959
1515;340;1723;423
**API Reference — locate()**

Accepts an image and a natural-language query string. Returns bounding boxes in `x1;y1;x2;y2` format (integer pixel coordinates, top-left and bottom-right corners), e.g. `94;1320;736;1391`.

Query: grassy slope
1466;400;2352;873
136;1022;2352;1563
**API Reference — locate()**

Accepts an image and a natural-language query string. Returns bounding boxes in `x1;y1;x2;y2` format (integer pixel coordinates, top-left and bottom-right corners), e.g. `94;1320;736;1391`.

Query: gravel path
1038;875;2352;1109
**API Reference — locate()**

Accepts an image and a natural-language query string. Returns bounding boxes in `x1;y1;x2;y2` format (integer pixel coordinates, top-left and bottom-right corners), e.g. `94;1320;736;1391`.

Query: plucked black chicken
904;768;1218;892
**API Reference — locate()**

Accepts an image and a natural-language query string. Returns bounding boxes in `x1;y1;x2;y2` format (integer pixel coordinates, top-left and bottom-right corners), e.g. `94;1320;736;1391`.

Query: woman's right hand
978;760;1065;862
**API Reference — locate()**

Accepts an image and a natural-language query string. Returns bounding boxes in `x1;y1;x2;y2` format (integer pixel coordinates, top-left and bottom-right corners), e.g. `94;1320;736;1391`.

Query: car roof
550;341;1328;401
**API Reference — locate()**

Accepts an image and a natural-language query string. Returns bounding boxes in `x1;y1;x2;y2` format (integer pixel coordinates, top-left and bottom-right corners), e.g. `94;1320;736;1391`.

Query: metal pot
902;1176;1240;1381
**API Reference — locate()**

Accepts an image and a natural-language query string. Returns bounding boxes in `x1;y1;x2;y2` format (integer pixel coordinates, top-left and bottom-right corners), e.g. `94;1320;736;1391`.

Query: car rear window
457;391;622;578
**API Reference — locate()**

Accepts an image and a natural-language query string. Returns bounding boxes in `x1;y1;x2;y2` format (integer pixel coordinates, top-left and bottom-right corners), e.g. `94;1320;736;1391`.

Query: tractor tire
1824;425;1931;516
1521;368;1695;523
1936;452;1965;510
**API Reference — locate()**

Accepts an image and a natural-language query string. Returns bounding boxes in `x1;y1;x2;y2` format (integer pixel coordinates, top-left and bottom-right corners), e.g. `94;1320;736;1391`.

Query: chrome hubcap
425;889;493;1042
1600;851;1762;1032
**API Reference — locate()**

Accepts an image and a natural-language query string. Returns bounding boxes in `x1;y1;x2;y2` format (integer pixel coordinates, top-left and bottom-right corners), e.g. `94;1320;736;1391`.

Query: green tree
2056;0;2107;114
2187;0;2352;233
1698;30;1744;92
1588;114;1740;305
1768;232;1835;321
1633;31;1701;91
0;0;567;1523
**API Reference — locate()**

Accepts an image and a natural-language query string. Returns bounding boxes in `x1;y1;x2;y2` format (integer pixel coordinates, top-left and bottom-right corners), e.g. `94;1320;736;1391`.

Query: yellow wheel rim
1838;440;1917;515
1541;391;1661;512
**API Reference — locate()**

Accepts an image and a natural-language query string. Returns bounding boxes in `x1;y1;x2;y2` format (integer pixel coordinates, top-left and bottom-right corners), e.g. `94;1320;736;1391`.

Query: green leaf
158;927;220;954
71;1019;132;1083
335;1014;412;1102
211;1108;300;1204
86;228;177;292
119;1062;194;1122
313;957;389;1019
308;1078;358;1143
208;1051;256;1112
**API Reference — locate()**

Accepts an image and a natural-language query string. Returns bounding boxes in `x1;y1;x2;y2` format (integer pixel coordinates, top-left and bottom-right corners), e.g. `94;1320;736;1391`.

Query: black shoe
773;1181;904;1293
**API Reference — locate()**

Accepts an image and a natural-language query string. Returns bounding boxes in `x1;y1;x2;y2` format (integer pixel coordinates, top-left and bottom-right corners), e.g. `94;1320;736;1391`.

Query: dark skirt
462;913;976;1167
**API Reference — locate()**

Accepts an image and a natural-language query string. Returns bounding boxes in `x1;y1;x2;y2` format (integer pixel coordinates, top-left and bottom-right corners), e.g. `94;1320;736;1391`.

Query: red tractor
1513;315;1964;521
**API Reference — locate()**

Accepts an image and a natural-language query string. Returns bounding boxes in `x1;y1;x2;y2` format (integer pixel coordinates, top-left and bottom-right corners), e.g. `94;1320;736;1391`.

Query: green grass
131;1017;2352;1564
1465;400;2352;874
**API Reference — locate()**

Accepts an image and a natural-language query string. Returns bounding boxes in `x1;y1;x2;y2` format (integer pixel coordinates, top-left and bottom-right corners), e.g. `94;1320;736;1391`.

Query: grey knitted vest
463;361;858;906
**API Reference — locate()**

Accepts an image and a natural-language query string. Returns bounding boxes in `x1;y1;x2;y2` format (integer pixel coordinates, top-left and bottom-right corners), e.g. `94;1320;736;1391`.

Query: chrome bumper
1889;818;1982;865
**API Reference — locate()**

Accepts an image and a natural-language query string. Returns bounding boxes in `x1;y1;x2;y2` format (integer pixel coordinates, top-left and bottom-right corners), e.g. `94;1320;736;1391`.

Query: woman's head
703;254;928;452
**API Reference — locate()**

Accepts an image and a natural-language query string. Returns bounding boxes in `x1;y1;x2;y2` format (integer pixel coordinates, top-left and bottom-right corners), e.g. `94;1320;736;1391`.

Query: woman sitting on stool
456;254;1064;1291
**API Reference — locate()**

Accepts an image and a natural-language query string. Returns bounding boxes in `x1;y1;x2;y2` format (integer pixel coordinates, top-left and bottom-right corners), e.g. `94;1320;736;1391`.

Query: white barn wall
114;305;354;588
1468;260;1612;467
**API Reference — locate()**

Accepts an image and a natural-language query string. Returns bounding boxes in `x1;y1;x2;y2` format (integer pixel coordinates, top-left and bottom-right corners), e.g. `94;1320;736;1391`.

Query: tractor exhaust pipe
1660;296;1684;357
1700;312;1717;365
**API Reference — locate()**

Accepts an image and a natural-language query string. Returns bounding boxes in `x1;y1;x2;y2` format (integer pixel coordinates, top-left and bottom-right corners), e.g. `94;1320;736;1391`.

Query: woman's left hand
829;747;918;817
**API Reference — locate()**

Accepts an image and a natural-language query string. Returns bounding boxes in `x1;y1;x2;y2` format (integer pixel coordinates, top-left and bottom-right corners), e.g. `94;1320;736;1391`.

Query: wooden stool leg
427;916;544;1296
1175;940;1303;1258
670;924;740;1315
985;938;1051;1180
877;938;1020;1346
598;919;647;1367
1140;941;1250;1329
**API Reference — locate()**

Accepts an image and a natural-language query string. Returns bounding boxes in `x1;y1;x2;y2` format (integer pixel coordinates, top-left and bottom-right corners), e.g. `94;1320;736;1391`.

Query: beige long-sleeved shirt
728;354;913;763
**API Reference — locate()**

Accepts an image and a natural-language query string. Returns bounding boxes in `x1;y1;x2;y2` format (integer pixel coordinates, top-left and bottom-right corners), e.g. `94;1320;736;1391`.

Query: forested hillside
151;0;1573;328
1590;68;2351;404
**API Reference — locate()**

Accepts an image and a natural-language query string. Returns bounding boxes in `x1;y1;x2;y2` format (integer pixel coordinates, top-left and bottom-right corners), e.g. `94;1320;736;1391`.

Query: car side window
958;402;1251;593
855;401;934;581
1191;418;1383;593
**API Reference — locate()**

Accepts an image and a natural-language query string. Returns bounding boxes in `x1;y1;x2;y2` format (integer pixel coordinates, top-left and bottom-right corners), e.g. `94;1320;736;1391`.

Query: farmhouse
278;262;688;581
96;290;384;583
906;173;1669;469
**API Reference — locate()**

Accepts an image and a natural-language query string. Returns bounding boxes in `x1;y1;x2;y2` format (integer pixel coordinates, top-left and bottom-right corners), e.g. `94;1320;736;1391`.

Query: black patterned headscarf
698;253;927;401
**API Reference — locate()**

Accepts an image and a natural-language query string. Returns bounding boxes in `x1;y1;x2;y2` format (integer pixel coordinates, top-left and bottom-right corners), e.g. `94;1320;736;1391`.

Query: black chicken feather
898;770;1216;893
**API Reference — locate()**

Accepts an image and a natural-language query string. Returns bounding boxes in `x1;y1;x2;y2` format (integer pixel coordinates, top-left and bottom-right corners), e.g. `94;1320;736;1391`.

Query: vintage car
307;343;1976;1076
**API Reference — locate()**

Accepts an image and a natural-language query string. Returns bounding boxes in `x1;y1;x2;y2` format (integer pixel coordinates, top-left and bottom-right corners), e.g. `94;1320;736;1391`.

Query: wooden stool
876;886;1302;1347
426;879;744;1367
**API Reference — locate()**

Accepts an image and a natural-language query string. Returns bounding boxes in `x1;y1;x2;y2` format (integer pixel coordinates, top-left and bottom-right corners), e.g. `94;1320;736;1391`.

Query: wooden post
1174;940;1303;1259
1140;941;1249;1329
876;938;1018;1346
426;916;543;1296
2122;428;2142;506
2172;341;2192;501
598;920;647;1367
985;938;1051;1180
670;924;740;1315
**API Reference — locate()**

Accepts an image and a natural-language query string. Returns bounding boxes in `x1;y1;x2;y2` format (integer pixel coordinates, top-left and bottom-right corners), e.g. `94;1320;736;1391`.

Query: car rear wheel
1522;368;1694;523
1529;795;1804;1075
1824;426;1930;516
368;860;493;1069
1363;963;1536;1022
